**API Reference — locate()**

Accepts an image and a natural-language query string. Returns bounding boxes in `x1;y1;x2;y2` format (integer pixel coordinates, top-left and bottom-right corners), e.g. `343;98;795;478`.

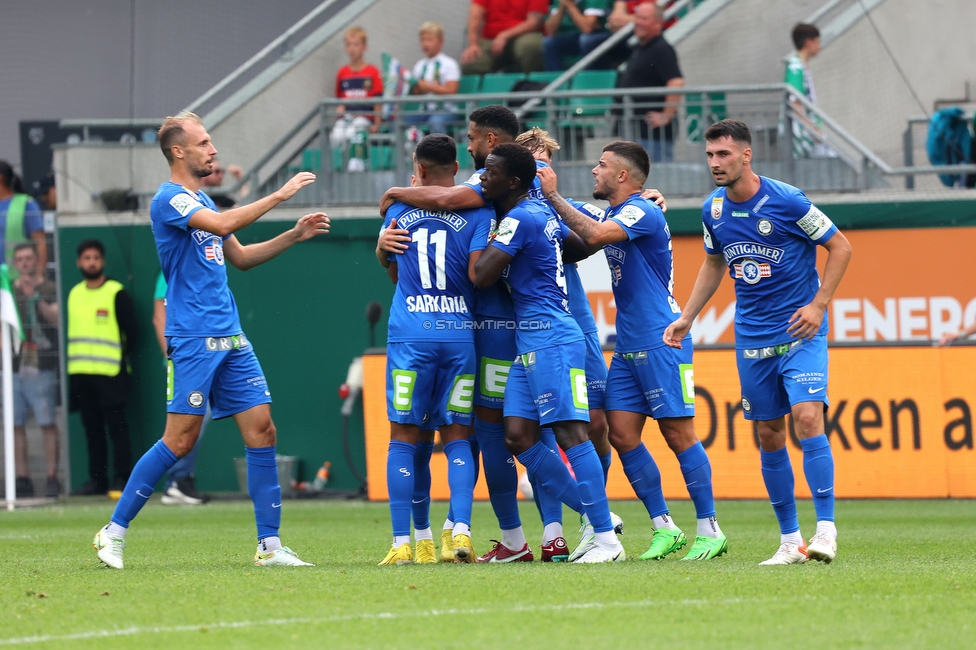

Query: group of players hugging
374;105;851;567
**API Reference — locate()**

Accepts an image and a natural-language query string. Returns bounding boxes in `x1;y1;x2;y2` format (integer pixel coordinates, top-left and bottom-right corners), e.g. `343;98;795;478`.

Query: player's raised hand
663;317;691;348
276;172;316;202
537;166;558;197
787;303;825;339
293;212;330;241
378;218;410;254
641;188;667;213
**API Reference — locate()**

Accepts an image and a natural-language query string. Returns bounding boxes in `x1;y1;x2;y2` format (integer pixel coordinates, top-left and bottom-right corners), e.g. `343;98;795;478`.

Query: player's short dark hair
0;160;25;194
76;238;105;258
491;143;537;191
415;133;457;172
705;119;752;146
603;141;649;185
469;105;520;141
791;23;820;50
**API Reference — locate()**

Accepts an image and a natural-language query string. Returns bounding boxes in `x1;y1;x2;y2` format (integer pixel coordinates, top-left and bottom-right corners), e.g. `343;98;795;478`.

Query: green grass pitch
1;498;973;648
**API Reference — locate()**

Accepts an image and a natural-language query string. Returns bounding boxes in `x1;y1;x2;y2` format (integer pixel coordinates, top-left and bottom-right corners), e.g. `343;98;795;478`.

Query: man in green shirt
543;0;608;71
784;23;834;158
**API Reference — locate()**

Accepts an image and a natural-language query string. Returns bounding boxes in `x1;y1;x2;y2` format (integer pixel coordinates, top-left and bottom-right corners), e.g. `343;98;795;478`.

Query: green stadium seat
523;72;569;128
369;145;394;171
479;72;526;107
302;148;322;171
686;92;726;142
459;74;482;94
457;141;473;169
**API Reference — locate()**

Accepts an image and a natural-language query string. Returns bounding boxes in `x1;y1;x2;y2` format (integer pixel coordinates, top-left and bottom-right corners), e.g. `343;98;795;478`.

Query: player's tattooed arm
379;185;484;216
537;166;626;247
787;229;852;339
473;245;514;288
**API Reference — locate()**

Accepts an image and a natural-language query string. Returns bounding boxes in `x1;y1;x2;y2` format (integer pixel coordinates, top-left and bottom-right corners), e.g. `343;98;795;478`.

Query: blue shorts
604;341;695;419
387;340;476;428
167;335;271;419
503;340;590;425
583;330;607;411
736;335;829;421
13;369;57;427
473;317;517;409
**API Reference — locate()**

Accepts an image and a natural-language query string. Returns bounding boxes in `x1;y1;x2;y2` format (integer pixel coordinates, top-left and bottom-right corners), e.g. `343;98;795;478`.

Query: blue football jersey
564;199;607;336
603;194;682;353
150;181;241;337
459;169;514;319
702;176;837;348
489;198;583;353
384;201;492;342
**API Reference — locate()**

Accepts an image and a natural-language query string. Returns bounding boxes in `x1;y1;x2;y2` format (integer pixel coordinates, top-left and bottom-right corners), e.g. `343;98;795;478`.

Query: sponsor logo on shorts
741;397;752;412
205;335;249;351
187;391;205;408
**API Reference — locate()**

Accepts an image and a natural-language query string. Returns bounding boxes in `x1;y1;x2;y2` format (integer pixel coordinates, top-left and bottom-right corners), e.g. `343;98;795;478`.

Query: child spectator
331;26;384;171
406;22;461;135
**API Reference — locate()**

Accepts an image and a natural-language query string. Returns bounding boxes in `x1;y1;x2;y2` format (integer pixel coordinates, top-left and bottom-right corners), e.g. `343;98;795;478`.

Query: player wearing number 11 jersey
378;134;493;565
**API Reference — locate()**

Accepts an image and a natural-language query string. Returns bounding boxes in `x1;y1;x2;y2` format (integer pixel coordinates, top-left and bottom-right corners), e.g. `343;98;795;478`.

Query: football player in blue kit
93;112;330;569
474;144;625;563
375;134;493;565
379;106;536;563
540;141;728;561
664;119;852;565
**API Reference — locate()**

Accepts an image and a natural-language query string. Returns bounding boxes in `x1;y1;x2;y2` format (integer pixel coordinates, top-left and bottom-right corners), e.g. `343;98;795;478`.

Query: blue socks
800;434;835;522
599;451;612;485
676;441;716;519
444;439;475;527
516;441;582;514
564;441;612;533
761;446;800;534
475;419;521;530
110;439;178;528
447;433;480;524
412;440;433;531
246;445;283;541
533;428;564;526
386;441;416;538
619;443;669;519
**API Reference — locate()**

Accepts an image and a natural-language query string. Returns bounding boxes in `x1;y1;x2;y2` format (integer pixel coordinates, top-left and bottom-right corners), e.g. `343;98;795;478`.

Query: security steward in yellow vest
67;239;138;496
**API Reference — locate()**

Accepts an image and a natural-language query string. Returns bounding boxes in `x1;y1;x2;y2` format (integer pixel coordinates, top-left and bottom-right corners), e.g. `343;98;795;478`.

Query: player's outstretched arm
188;172;316;236
223;212;330;271
663;253;726;348
379;185;483;216
538;167;626;247
787;230;852;339
473;245;514;288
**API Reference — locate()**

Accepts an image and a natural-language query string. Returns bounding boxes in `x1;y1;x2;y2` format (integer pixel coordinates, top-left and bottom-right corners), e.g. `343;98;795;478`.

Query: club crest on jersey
205;237;224;265
711;197;723;219
734;258;770;284
757;218;773;236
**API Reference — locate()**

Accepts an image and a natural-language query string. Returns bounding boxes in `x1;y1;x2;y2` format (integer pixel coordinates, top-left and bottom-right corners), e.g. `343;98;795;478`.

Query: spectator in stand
407;22;462;136
67;239;137;495
35;172;56;211
543;0;608;71
199;157;238;208
331;26;384;171
460;0;548;75
785;23;833;158
11;242;61;498
616;2;684;162
0;161;48;275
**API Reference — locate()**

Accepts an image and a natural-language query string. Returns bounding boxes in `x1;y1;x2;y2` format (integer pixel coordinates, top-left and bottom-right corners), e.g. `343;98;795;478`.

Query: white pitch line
0;598;747;645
